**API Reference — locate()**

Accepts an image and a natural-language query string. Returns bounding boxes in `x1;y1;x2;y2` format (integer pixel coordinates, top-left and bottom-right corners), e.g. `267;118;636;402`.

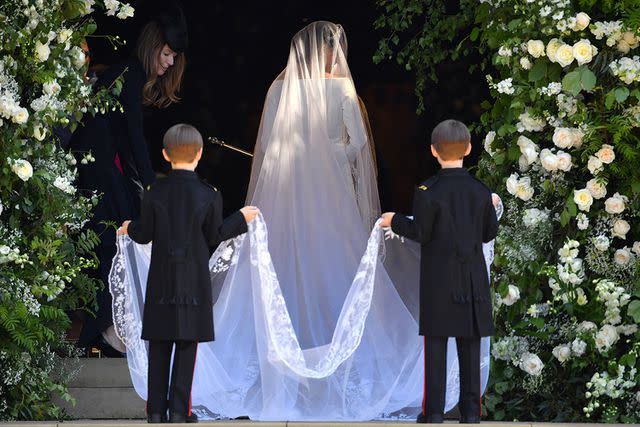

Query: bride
110;21;492;421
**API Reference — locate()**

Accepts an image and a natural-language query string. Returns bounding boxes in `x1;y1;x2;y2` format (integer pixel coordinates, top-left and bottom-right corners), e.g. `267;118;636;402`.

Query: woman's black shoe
147;413;166;423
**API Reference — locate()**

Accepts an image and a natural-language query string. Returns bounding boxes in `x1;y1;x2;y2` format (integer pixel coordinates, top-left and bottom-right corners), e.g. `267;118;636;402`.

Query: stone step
68;358;133;388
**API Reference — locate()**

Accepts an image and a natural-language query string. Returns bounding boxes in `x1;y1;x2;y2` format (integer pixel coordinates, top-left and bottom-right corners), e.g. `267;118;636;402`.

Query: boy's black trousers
422;336;481;417
147;340;198;417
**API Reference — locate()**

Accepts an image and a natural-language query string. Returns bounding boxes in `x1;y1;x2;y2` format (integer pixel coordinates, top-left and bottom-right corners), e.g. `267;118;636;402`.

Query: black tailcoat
391;168;498;337
127;170;247;342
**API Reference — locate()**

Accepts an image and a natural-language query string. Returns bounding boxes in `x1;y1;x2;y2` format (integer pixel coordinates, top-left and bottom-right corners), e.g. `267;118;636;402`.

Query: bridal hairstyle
431;119;471;160
136;8;187;108
163;123;202;163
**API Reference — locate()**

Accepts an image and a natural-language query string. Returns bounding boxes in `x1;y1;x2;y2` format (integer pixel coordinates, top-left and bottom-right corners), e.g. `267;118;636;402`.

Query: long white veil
110;21;494;421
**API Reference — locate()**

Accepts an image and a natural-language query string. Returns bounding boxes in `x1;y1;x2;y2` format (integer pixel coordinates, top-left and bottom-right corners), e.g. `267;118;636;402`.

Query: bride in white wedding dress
110;21;494;421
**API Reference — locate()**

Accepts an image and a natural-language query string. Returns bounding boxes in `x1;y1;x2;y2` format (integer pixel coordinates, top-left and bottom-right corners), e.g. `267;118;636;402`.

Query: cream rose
552;127;575;149
556;151;572;171
520;57;532;69
11;159;33;182
527;40;545;58
586;178;607;199
552;345;571;363
595;324;619;353
502;284;520;306
623;31;639;48
555;44;575;67
546;38;563;62
612;218;630;239
587;156;603;175
574;12;590;31
35;41;50;62
573;39;595;65
574;188;594;212
13;107;29;124
517;135;539;165
614;248;632;266
595;144;615;164
618;39;631;54
540;148;559;171
605;192;626;214
520;353;544;376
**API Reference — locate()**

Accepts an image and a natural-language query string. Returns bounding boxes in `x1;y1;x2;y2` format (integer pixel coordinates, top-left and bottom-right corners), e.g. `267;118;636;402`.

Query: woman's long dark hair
136;21;185;108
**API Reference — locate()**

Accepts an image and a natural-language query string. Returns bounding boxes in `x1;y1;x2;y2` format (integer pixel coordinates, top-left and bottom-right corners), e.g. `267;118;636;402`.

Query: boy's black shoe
460;415;480;424
147;413;166;423
186;413;198;423
168;414;185;423
417;413;444;423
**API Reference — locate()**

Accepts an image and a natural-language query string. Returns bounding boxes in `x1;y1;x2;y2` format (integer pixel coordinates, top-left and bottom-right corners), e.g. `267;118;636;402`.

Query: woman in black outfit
72;11;188;355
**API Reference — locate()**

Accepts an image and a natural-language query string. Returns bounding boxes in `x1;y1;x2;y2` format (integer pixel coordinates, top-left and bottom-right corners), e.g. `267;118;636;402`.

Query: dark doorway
89;0;487;215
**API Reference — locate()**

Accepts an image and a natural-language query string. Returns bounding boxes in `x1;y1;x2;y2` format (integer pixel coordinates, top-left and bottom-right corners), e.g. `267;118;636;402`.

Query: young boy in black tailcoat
380;119;498;424
119;124;259;423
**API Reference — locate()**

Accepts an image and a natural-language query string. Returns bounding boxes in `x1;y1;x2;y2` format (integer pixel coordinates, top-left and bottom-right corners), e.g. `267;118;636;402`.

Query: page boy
119;123;259;423
380;119;498;424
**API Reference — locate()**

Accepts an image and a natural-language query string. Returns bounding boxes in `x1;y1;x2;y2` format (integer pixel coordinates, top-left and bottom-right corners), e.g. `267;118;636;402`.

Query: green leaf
615;87;630;103
528;61;547;82
470;27;480;42
567;196;577;216
580;67;596;92
628;300;640;323
605;90;617;109
493;151;506;165
562;70;581;95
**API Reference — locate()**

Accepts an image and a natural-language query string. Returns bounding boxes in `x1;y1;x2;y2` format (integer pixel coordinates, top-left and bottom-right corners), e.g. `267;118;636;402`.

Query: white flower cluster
556;94;578;118
590;21;627;48
526;302;550;318
506;173;534;201
517;110;546;133
595;279;631;325
585;365;637;405
494;77;515;94
523;208;549;227
539;82;562;96
492;335;529;362
484;131;497;156
545;38;598;67
0;62;28;126
104;0;135;19
609;56;640;84
556;240;585;286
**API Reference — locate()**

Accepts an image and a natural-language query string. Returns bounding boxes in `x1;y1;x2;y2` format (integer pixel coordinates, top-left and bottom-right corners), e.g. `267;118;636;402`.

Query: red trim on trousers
188;342;198;417
422;336;427;416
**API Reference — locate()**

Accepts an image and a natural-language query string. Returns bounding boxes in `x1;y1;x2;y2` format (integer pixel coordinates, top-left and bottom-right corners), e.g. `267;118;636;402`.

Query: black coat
391;168;498;337
127;170;247;342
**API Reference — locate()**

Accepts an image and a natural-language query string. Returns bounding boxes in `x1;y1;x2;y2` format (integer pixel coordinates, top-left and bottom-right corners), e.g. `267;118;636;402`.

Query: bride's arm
342;92;368;163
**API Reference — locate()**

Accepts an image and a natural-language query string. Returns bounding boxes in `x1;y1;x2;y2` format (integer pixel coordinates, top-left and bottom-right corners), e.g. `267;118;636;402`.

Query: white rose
11;159;34;182
570;128;584;148
555;44;575;67
502;284;521;306
552;344;571;363
574;12;590;31
614;248;632;266
595;144;615;164
43;80;61;96
586;178;607;199
33;124;46;141
594;235;610;251
13;107;29;124
520;57;532;69
517;135;539;165
578;321;597;332
612;218;631;239
520;352;544;376
527;40;545;58
540;149;559;171
595;324;619;352
571;338;587;356
632;241;640;256
35;41;50;62
546;38;562;62
574;188;594;212
587;156;603;175
506;173;519;195
556;151;572;171
573;39;595;65
623;31;639;48
552;127;574;149
484;131;496;156
605;193;626;214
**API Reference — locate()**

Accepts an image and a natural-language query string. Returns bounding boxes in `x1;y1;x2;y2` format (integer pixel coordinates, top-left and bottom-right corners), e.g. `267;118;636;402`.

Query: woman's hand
240;206;261;223
379;212;395;228
118;220;131;236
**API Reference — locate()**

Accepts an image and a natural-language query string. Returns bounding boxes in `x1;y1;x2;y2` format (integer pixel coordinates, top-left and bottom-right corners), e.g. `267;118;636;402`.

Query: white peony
612;218;631;239
556;150;572;171
605;192;627;214
539;149;559;171
595;144;615;164
515;177;534;201
546;38;563;62
43;80;61;96
614;248;632;266
517;135;539;165
502;285;521;306
594;235;610;251
11;159;33;182
587;156;603;175
555;44;575;67
519;352;544;376
573;39;596;65
506;173;519;195
35;41;50;62
527;40;545;58
571;338;587;356
574;12;591;31
484;131;496;156
595;324;619;353
520;57;532;69
574;188;594;212
586;178;607;199
552;344;571;363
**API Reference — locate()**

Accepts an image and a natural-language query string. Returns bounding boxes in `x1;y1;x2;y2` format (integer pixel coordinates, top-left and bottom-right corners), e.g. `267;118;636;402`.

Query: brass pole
208;136;253;158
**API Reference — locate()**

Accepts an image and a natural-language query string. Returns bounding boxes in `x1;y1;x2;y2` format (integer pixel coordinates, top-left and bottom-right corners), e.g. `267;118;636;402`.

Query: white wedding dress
110;21;497;421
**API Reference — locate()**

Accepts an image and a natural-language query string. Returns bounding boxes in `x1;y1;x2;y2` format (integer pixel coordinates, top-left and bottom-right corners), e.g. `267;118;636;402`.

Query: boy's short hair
163;123;203;163
431;119;471;161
